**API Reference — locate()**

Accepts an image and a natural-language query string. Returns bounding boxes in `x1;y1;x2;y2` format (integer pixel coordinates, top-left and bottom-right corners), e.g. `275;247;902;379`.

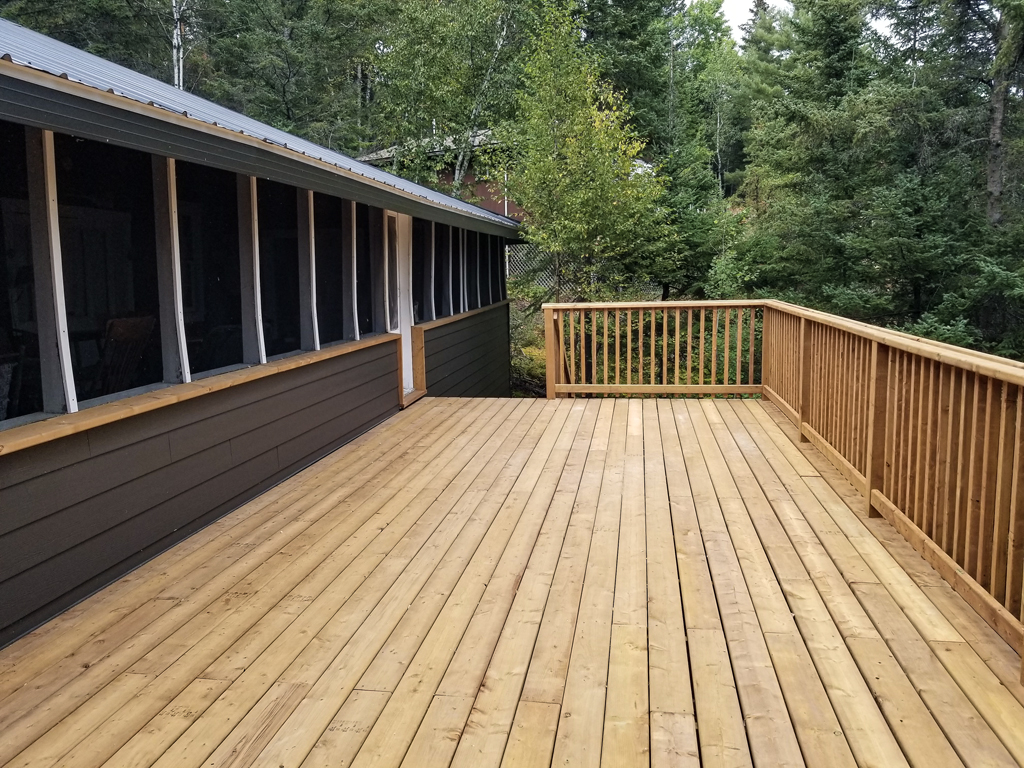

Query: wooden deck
2;397;1024;768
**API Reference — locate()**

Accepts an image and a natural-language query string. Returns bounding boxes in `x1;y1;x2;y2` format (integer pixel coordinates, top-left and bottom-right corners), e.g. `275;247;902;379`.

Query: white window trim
25;127;77;413
153;156;191;384
298;188;320;351
238;174;266;364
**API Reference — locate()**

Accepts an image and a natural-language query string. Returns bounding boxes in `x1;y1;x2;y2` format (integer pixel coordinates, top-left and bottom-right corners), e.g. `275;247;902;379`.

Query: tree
367;0;527;193
657;0;740;298
200;0;384;155
501;0;672;301
0;0;213;85
578;0;671;149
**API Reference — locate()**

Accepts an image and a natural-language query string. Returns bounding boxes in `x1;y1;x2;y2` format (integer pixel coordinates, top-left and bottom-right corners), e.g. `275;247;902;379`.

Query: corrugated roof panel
0;18;518;233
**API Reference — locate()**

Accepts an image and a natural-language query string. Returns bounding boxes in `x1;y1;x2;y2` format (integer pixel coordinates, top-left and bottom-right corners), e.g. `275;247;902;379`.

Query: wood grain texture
0;398;1020;768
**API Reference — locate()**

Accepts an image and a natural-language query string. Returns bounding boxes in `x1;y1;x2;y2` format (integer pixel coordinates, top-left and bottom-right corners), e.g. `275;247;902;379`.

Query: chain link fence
507;243;661;300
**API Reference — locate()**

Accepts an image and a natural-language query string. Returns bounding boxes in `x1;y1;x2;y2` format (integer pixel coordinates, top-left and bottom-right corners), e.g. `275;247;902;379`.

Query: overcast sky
720;0;790;40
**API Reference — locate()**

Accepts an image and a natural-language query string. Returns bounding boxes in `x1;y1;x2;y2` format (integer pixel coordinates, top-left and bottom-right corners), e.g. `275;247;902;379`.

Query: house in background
0;17;518;645
359;130;525;221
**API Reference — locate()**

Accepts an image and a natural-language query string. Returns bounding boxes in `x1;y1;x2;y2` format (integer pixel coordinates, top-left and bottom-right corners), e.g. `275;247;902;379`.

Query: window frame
1;118;513;431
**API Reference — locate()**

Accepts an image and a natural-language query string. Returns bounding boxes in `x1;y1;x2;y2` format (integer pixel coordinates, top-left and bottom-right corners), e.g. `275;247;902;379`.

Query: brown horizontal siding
423;303;510;397
0;341;400;646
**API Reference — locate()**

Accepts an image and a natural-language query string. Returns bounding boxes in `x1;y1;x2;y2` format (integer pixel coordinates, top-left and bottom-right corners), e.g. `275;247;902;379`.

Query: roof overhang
0;23;519;238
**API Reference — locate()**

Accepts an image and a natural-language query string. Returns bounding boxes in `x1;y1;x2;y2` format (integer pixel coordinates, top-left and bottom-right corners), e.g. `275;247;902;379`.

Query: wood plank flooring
2;397;1024;768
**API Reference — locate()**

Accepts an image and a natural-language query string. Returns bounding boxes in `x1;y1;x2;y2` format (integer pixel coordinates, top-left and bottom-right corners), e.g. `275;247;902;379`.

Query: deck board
2;397;1023;768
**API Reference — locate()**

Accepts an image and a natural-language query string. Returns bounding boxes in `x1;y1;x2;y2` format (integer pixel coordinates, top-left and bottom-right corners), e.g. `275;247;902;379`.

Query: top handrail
543;300;763;310
763;300;1024;383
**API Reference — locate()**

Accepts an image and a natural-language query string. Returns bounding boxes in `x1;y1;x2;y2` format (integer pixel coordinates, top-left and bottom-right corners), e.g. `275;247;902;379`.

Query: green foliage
7;0;1024;360
578;0;671;147
499;1;673;301
368;0;527;191
201;0;381;154
0;0;195;82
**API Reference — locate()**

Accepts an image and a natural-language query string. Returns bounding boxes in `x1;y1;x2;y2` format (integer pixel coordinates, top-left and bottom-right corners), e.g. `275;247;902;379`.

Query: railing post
545;307;559;399
799;317;812;442
865;340;890;518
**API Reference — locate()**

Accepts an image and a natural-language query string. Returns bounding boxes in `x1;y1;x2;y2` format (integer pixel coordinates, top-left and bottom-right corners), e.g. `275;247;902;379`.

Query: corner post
865;340;890;518
798;316;812;442
545;307;559;399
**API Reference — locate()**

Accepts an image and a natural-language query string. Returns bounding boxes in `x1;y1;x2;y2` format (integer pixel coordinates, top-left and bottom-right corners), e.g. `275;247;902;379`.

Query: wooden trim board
0;335;400;456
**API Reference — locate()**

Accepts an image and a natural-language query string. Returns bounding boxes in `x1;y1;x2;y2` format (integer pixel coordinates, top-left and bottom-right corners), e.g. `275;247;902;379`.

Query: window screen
433;224;451;318
490;235;503;304
257;179;301;358
176;161;242;375
465;231;480;311
355;203;374;335
55;133;162;401
412;218;432;324
386;215;399;332
451;228;464;314
314;193;349;344
0;120;44;420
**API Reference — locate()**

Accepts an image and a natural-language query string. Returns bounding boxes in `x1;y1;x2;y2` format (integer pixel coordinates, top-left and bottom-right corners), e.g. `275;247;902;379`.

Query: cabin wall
422;303;510;397
0;340;400;647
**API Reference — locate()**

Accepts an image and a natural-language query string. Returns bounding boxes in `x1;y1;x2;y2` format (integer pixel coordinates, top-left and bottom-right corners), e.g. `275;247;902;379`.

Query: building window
314;193;349;345
386;213;399;332
257;179;301;358
498;237;507;300
355;203;375;336
412;218;428;324
0;120;44;422
433;224;451;318
465;231;480;311
55;134;162;402
490;235;503;303
176;161;242;375
451;227;464;314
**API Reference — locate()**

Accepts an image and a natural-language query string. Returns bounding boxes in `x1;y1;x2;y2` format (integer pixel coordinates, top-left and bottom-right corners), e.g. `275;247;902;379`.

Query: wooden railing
543;301;763;398
544;299;1024;675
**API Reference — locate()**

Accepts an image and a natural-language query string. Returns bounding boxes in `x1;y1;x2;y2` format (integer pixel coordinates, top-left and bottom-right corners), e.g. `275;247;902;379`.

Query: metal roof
0;18;519;234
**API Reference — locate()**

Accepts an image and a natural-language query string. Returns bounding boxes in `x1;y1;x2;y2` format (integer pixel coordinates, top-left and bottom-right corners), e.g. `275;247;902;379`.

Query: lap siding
0;341;400;646
424;304;510;398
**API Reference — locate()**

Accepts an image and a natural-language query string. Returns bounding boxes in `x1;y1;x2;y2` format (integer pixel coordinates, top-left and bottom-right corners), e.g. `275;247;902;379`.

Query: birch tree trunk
988;11;1023;226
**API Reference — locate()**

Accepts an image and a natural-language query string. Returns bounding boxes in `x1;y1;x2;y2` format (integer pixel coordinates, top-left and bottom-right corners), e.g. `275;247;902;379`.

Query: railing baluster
687;309;693;386
662;308;669;386
954;371;975;565
698;309;706;386
977;379;999;586
866;341;890;517
626;309;631;386
991;381;1015;602
615;310;621;386
637;310;644;386
736;308;744;386
598;309;606;387
1005;384;1023;618
749;308;756;385
579;310;587;388
723;308;731;388
648;309;655;387
711;309;719;386
568;309;577;389
674;308;680;386
922;361;939;538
